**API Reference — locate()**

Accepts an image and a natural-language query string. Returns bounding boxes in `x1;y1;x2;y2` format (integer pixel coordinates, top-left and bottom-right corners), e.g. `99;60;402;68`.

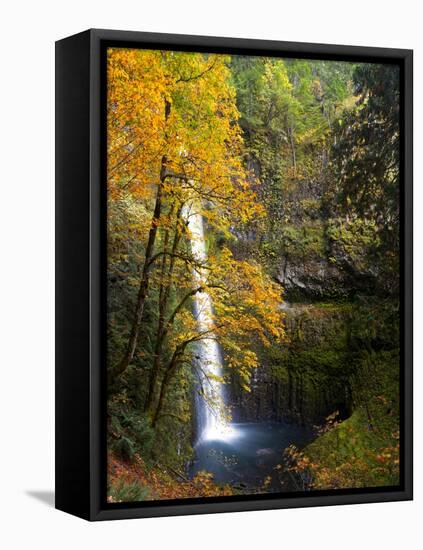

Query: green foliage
108;400;155;461
108;478;150;503
231;55;338;180
152;419;195;470
331;63;400;292
333;63;400;221
326;216;381;272
230;56;357;286
281;223;326;258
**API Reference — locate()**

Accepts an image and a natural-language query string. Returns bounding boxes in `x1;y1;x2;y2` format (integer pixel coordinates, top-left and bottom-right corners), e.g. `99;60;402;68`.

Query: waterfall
184;205;238;443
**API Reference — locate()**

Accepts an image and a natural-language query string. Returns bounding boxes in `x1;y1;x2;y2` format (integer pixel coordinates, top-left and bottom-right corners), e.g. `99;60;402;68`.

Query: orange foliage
107;47;261;229
107;47;285;395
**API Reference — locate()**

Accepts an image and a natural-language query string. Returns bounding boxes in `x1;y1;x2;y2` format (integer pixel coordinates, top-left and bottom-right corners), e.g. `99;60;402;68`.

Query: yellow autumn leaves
107;47;285;402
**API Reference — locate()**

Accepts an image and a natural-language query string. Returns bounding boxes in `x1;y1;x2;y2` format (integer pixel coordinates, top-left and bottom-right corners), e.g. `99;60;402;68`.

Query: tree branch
175;60;217;83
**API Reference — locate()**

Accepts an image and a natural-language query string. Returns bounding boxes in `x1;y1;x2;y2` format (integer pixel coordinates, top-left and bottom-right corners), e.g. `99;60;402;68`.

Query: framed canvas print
55;29;413;521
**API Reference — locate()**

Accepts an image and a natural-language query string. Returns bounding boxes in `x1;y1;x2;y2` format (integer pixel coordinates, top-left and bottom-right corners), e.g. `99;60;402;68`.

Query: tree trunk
152;349;182;427
115;174;164;377
113;100;172;380
144;205;183;413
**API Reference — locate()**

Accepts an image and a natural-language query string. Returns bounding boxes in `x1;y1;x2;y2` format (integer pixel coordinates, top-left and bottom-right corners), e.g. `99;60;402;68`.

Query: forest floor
107;452;234;502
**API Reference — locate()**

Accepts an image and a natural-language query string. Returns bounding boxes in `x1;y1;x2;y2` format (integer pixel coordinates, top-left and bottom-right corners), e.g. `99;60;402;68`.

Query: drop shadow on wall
26;490;55;508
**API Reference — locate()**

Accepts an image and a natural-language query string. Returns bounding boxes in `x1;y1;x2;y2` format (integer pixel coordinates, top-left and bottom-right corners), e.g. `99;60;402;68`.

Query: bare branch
175;60;217;84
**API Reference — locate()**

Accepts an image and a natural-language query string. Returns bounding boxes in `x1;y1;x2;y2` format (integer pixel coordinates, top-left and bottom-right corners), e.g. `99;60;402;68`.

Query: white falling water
184;205;238;443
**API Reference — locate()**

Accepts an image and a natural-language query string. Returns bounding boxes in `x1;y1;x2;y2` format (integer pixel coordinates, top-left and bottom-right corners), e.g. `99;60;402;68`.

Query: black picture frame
55;28;413;521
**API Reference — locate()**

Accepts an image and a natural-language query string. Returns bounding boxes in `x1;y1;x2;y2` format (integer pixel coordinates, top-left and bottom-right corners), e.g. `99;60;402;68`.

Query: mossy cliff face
228;294;400;489
229;302;355;425
227;157;395;431
273;216;381;301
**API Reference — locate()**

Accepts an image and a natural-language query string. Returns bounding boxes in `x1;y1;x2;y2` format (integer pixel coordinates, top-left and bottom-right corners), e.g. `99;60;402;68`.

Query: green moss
303;348;400;489
281;223;326;258
268;301;353;384
326;216;381;270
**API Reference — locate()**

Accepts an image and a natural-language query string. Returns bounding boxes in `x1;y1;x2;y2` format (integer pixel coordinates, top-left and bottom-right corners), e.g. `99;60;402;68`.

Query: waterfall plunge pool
189;421;314;493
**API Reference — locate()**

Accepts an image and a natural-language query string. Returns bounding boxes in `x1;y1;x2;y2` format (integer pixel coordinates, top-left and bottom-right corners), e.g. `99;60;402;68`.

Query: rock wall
228;302;354;426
